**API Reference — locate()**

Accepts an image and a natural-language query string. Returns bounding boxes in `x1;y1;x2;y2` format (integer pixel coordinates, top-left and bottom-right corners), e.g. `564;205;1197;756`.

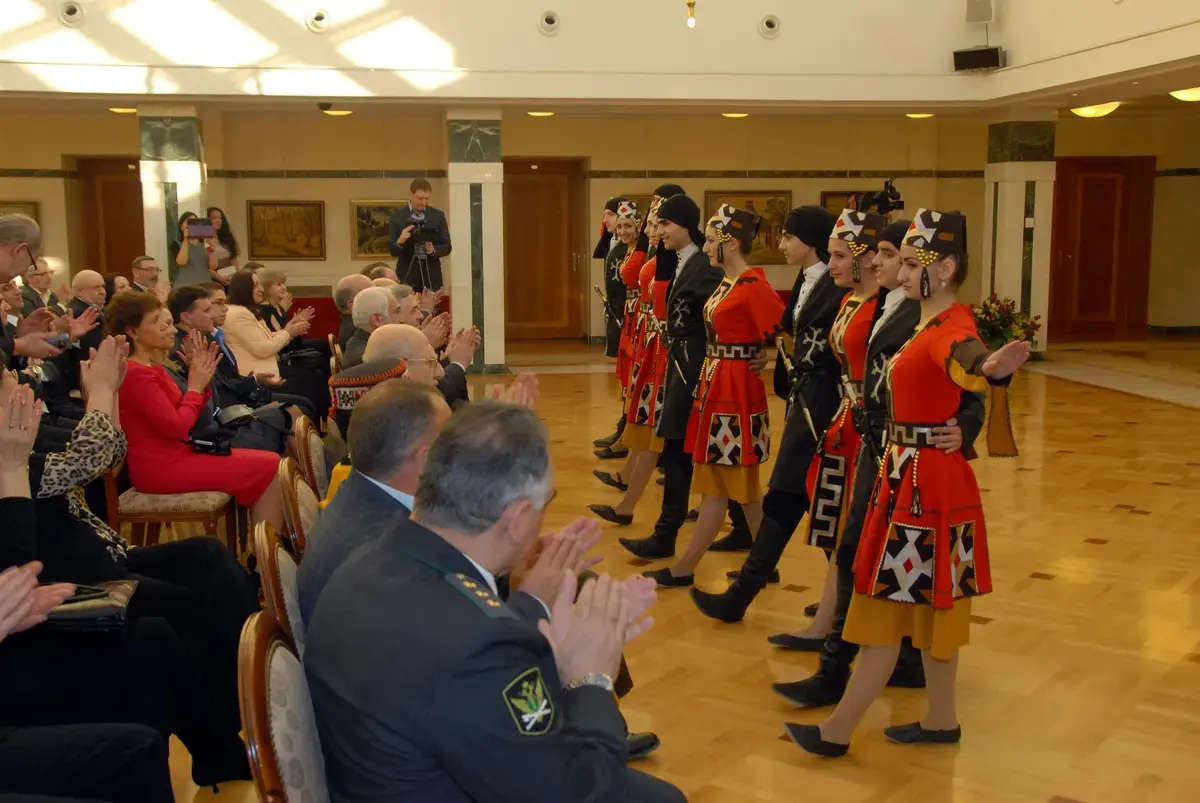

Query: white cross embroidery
671;298;692;329
869;354;888;403
799;326;826;365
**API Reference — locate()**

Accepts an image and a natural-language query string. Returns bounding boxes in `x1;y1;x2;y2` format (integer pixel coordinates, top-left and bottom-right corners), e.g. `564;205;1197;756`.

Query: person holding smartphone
172;212;220;287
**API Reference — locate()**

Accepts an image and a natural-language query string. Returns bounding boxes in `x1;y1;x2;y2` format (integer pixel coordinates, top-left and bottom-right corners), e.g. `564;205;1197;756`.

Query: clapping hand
176;329;205;367
537;573;629;685
490;372;539;409
0;562;74;641
982;340;1031;379
65;306;101;341
183;337;222;392
0;382;37;466
422;312;451;349
80;336;128;398
516;518;604;605
418;289;443;314
445;327;480;368
16;308;54;337
281;291;294;312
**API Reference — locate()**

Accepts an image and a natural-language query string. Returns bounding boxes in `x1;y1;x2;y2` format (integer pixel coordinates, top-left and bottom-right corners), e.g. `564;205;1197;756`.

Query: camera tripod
403;248;435;293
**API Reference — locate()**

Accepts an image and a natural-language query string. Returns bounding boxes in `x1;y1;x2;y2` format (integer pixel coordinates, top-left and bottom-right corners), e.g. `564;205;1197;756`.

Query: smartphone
47;333;70;348
186;221;216;239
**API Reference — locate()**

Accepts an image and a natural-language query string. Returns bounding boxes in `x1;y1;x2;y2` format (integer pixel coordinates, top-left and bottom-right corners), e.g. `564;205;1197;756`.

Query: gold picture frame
351;200;407;260
246;201;326;261
702;190;792;265
820;190;869;217
0;201;40;224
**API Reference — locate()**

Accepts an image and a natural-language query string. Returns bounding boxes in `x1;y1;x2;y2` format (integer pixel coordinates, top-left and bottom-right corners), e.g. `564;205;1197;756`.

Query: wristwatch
565;673;614;693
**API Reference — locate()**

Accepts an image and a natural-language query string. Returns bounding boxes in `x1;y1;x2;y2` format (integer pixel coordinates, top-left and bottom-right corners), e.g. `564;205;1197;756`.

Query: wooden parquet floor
170;354;1200;803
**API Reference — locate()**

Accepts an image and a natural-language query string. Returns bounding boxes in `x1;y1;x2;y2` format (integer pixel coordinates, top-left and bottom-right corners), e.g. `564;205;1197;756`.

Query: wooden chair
278;457;320;558
293;416;329;499
103;469;240;554
253;521;306;656
238;612;330;803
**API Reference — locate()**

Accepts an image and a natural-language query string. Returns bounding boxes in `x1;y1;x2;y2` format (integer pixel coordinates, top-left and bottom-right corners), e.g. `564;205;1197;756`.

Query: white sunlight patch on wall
112;0;278;67
256;65;372;97
1;30;148;93
337;16;464;92
0;0;45;37
260;0;387;28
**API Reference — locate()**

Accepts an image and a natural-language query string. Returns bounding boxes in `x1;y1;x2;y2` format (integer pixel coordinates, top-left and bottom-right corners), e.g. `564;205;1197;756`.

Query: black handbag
45;579;138;633
187;424;236;455
278;348;324;371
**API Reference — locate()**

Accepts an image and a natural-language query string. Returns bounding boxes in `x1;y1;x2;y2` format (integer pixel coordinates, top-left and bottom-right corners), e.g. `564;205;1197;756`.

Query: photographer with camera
387;178;452;293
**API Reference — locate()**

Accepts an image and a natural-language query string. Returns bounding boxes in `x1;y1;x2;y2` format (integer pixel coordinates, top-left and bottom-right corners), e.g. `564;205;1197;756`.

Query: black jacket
342;328;370;370
387;205;451;292
656;249;723;440
20;285;64;317
305;516;665;803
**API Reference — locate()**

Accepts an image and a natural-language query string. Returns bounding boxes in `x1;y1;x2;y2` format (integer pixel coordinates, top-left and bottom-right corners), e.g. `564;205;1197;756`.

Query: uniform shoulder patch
444;573;516;619
503;667;555;736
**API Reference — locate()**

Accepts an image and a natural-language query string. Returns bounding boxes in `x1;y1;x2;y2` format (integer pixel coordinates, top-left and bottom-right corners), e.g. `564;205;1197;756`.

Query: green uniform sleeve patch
503;667;555;736
444;573;516;619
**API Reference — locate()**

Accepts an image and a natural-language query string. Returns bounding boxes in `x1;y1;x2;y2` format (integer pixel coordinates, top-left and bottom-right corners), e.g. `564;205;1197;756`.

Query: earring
717;242;725;264
919;268;932;299
851;256;862;283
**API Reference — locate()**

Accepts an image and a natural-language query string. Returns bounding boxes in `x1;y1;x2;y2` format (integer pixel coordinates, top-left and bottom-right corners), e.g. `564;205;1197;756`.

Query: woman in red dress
783;210;887;647
786;208;1029;757
643;204;786;586
108;292;286;532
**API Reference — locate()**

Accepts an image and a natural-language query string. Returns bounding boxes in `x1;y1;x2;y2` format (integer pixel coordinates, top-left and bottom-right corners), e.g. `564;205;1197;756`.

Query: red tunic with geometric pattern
625;268;669;431
854;303;994;610
804;292;880;553
622;257;659;413
684;269;786;467
616;248;647;390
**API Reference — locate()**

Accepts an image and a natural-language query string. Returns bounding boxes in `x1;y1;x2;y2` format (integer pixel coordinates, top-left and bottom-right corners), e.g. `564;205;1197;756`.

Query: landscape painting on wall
702;191;792;265
351;200;406;260
0;202;40;224
246;201;326;260
819;190;868;217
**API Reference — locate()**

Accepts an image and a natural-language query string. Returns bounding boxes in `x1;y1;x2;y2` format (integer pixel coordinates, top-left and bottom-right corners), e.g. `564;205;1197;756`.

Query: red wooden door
1049;156;1155;341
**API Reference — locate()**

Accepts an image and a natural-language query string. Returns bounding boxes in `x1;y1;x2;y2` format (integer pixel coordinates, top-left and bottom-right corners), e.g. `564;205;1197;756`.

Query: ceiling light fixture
722;113;748;118
1169;86;1200;102
906;113;934;119
687;0;696;28
108;107;137;114
1069;101;1121;118
527;111;555;117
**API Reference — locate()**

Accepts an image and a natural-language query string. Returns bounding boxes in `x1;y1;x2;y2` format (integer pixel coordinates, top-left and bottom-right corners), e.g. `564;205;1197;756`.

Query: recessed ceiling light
905;113;934;119
527;111;555;117
1169;86;1200;102
1070;102;1121;118
322;109;353;116
109;107;137;114
531;164;539;170
1131;81;1139;85
722;113;749;119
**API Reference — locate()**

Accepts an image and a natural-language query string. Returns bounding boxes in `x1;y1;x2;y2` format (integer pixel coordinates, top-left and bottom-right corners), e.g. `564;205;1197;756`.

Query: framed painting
820;190;868;217
351;200;406;260
0;201;40;224
246;201;326;261
702;190;792;265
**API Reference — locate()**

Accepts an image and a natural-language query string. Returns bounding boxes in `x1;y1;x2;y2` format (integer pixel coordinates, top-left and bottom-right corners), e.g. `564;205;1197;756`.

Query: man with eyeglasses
130;255;163;294
21;258;65;317
0;214;70;366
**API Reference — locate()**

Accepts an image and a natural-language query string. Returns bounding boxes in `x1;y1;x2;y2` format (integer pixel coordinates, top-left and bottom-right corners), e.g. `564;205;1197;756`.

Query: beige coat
222;304;293;376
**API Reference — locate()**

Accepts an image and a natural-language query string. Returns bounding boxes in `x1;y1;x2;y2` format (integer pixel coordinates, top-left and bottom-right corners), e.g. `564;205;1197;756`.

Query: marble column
137;105;206;282
445;109;505;374
981;120;1056;350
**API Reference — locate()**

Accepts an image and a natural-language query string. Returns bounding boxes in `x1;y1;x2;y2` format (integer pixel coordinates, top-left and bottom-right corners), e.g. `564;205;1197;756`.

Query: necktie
214;329;236;367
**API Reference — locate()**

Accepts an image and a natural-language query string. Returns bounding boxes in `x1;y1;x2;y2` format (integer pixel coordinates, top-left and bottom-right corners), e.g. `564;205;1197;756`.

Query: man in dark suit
619;194;723;572
129;255;163;294
21;258;65;316
298;380;451;624
387;178;451;293
333;273;374;350
306;401;681;803
361;323;474;408
340;287;399;370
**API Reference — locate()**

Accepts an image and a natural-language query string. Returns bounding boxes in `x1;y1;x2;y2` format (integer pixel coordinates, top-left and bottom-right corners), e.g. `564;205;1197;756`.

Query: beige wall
3;106;1199;329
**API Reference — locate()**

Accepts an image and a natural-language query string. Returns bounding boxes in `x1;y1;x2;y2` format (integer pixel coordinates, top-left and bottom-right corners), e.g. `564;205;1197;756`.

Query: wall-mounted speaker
965;0;994;24
953;46;1005;71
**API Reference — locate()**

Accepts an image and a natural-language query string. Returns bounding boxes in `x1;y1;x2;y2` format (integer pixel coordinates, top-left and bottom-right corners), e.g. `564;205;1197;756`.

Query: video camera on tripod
402;211;434;289
857;179;905;216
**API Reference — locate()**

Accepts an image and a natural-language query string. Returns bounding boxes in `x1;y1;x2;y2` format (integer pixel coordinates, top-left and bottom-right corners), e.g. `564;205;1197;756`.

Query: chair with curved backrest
292;416;329;499
253;521;306;656
278;457;320;558
238;612;329;803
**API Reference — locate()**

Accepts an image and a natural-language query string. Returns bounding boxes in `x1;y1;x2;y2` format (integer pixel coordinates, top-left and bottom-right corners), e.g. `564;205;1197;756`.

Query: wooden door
79;157;145;278
503;159;585;339
1049;156;1155;341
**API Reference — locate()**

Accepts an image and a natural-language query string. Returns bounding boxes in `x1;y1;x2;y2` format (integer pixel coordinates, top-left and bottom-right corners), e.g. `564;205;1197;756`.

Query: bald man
333;273;373;349
363;324;444;385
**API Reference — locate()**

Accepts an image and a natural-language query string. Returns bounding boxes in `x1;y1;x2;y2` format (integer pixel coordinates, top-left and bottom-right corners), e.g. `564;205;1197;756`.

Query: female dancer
786;208;1029;756
774;210;885;650
642;205;785;586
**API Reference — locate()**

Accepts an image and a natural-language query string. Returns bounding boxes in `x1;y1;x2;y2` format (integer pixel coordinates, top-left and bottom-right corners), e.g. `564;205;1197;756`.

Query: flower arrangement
972;294;1042;350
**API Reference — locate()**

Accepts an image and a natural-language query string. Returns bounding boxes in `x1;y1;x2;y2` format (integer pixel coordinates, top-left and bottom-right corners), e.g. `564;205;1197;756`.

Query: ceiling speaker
965;0;994;23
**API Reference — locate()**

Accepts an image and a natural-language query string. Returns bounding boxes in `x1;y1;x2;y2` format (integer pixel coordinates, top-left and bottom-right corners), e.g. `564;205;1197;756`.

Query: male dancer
618;193;723;567
770;218;986;706
690;205;844;616
594;196;630;454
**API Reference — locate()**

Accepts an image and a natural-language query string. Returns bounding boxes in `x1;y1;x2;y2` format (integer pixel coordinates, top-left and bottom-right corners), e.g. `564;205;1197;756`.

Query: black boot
726;568;779;583
643;567;693;588
887;637;926;688
619;534;675;559
772;559;856;705
771;675;845;708
690;512;793;623
593;414;627;448
709;527;753;552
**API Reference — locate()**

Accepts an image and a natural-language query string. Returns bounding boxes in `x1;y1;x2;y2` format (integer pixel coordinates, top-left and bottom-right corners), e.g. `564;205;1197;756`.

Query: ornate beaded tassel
909;450;923;517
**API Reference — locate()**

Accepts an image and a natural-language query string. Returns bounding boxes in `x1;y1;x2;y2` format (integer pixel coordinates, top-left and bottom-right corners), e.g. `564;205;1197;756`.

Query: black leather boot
593;414;627;448
690;513;792;623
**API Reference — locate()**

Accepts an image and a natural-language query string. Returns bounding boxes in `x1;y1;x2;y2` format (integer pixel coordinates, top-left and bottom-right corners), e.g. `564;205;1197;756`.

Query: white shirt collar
803;262;829;284
675;242;700;274
462;554;499;597
360;473;415;512
881;286;906;312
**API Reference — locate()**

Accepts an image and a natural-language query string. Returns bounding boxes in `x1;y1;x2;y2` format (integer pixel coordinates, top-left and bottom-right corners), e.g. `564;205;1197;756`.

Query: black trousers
652;439;693;540
734;487;810;590
0;724;172;803
627;768;685;803
126;538;259;746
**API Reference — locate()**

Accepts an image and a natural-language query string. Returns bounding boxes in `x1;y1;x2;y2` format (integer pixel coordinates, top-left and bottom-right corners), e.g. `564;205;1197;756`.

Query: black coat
304;517;671;803
387;205;451;292
602;241;628;358
20;285;64;317
769;269;848;495
656;249;724;440
342;328;370;370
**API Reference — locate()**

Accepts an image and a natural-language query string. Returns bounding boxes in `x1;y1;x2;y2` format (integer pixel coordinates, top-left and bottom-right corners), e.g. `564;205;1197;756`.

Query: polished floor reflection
172;341;1200;803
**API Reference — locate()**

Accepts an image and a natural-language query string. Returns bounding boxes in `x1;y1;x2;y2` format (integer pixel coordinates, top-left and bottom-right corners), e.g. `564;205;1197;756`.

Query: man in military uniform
305;401;684;803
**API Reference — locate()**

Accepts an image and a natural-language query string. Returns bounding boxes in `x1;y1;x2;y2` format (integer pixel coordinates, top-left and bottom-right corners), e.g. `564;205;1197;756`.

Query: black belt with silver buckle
887;422;940;449
706;343;761;360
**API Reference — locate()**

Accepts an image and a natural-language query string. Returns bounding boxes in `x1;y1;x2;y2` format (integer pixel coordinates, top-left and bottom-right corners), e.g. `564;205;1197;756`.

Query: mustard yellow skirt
690;463;763;504
619;423;664;454
843;593;972;662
